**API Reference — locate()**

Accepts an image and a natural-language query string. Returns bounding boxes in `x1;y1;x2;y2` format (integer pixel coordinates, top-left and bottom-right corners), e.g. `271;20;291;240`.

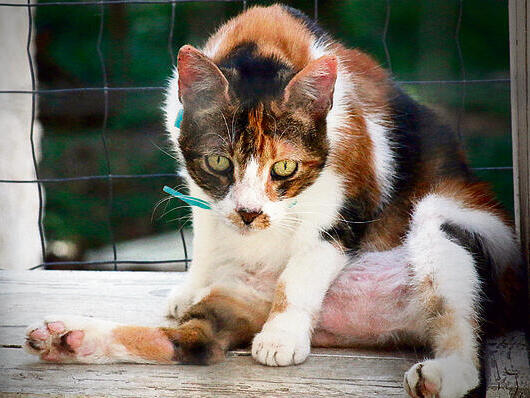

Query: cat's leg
251;237;346;366
25;316;173;364
26;288;269;365
166;214;217;319
403;193;517;398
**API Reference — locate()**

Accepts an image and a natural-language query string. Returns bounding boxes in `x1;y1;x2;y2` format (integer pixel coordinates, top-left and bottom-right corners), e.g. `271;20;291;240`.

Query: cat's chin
235;225;266;236
223;220;269;236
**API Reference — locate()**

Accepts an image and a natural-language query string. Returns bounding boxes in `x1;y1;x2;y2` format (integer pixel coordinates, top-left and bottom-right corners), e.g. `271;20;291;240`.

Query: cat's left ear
282;55;337;119
177;45;230;109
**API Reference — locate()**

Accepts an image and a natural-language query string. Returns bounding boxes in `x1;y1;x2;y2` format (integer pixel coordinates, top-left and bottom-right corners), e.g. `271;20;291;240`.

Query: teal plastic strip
174;109;184;128
163;186;211;210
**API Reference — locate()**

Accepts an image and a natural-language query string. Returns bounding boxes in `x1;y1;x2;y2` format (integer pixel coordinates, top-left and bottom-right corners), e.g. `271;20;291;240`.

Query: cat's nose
236;208;262;225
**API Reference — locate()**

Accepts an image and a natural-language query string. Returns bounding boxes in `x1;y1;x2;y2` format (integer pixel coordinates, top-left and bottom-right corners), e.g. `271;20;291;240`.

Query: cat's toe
166;286;196;319
25;325;49;353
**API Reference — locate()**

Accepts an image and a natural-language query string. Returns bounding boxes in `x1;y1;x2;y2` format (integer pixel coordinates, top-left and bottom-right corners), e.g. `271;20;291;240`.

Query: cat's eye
206;155;232;173
271;160;298;179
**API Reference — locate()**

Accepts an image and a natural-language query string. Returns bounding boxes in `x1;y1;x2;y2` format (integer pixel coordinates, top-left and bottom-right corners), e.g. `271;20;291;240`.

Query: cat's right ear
177;45;230;109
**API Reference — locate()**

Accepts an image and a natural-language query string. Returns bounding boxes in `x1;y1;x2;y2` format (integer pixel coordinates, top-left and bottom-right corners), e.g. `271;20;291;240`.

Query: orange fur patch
269;282;288;316
329;113;379;206
182;288;270;349
248;103;265;137
434;179;510;224
416;276;471;359
360;203;411;251
328;47;392;208
112;326;175;363
228;211;271;230
205;5;314;70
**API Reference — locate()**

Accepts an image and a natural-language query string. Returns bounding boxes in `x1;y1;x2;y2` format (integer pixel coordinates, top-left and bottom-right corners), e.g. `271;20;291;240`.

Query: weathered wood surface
0;271;527;397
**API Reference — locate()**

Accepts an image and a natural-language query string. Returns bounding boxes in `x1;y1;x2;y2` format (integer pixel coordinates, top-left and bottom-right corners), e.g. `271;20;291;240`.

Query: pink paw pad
423;380;440;395
42;351;61;362
47;321;66;334
30;328;49;341
65;330;85;350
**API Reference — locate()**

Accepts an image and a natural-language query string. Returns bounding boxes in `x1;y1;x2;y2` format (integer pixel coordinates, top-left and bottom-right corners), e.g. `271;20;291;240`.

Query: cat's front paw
166;286;196;319
25;316;116;363
404;357;479;398
251;328;310;367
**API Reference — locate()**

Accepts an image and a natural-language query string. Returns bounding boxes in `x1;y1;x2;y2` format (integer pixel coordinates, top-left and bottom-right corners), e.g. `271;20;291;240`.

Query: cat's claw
251;328;310;366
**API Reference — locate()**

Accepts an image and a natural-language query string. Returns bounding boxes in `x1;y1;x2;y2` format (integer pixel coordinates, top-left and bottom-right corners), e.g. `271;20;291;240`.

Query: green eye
272;160;298;178
206;155;232;173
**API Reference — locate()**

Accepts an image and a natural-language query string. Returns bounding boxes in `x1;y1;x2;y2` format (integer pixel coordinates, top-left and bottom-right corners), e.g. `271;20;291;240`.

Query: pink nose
237;209;262;225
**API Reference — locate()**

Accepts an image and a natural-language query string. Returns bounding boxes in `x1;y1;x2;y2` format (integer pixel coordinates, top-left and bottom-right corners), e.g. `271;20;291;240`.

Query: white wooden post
509;0;529;274
0;4;43;269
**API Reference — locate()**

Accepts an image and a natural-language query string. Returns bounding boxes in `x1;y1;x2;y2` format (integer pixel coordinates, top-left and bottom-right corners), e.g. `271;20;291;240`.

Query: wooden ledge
0;271;527;397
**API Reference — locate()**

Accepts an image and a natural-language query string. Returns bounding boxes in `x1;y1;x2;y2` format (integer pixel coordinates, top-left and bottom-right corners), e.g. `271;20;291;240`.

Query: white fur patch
413;194;520;274
231;158;267;211
325;63;356;147
407;195;480;317
163;67;182;151
309;38;330;60
365;117;395;206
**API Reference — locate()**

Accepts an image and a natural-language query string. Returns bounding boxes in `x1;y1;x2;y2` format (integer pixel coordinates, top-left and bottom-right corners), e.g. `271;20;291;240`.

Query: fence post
508;0;529;272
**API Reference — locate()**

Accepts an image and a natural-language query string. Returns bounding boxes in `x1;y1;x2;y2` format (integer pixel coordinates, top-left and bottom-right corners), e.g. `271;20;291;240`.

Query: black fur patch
280;5;330;41
218;42;294;106
387;86;472;198
320;197;373;251
321;87;473;252
440;222;501;335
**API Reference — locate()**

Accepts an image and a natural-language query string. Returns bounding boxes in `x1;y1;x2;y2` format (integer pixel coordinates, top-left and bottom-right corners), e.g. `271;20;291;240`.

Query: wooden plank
0;347;417;398
0;271;181;347
0;271;527;398
509;0;530;271
486;333;530;398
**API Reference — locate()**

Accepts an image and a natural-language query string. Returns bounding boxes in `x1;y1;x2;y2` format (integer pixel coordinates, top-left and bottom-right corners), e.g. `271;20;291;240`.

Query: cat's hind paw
404;361;442;398
25;316;117;363
404;357;479;398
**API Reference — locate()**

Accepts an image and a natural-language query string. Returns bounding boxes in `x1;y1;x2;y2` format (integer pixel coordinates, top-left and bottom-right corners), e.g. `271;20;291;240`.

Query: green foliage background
35;0;513;257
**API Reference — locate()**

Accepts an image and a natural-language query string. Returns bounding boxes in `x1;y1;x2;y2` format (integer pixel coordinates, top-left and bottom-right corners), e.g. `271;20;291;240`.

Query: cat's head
166;45;337;233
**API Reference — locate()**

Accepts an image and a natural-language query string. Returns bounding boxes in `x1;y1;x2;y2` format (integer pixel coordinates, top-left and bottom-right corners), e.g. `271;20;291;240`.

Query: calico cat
25;5;524;398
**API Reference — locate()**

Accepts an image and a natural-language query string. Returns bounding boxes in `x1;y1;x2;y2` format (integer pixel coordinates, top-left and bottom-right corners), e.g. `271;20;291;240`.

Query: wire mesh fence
0;0;514;271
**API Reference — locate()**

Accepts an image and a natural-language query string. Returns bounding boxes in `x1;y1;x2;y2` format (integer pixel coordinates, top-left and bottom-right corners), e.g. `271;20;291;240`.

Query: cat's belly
314;248;423;346
218;247;423;346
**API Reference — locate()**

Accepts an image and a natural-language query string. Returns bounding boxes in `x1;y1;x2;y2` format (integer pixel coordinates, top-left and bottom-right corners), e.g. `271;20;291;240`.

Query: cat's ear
283;55;337;119
177;45;230;109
